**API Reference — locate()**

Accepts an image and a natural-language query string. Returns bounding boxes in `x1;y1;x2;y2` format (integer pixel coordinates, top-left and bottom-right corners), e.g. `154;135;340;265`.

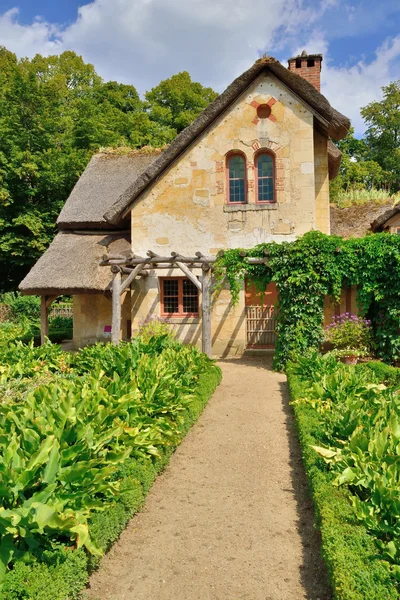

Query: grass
331;188;400;208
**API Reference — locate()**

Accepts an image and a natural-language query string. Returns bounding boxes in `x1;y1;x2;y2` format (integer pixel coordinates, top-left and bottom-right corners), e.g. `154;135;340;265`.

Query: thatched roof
370;206;400;232
57;150;161;230
104;56;351;226
330;202;394;238
19;232;130;295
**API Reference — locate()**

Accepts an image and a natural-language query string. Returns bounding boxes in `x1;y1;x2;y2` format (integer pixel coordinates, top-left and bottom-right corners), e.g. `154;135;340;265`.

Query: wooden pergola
37;251;268;353
100;251;218;357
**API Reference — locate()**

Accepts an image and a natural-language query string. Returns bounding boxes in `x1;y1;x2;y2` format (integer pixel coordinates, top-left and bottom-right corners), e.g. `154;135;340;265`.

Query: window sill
163;317;200;324
223;203;278;212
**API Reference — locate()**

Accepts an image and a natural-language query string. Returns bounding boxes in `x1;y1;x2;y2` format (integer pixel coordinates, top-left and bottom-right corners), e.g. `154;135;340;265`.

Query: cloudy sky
0;0;399;135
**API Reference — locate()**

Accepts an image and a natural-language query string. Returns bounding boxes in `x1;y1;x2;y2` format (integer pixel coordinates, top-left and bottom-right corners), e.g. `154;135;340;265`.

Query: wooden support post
40;296;49;345
111;268;122;345
176;261;202;290
201;267;212;358
119;262;145;294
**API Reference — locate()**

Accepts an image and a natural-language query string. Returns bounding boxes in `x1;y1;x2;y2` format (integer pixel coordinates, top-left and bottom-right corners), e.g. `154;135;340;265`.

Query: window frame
160;277;200;318
226;151;247;205
255;150;276;204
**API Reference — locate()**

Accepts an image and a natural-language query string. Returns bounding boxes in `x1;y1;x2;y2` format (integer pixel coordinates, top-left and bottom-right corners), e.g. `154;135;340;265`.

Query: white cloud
0;0;325;91
322;36;400;135
0;8;61;56
1;1;400;136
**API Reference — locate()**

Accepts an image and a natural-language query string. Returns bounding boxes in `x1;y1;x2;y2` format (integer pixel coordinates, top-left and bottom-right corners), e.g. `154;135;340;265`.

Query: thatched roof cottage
20;52;351;356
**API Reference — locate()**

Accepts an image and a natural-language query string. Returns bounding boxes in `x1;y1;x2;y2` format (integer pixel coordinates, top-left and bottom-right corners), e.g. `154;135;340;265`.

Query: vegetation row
288;352;400;599
0;328;221;599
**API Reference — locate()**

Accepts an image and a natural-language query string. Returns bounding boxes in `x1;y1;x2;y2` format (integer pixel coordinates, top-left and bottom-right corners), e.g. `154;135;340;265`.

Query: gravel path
87;356;331;600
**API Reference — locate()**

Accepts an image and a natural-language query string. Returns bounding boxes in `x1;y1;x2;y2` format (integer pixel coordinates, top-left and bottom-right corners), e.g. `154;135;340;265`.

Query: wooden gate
245;280;278;349
246;305;278;348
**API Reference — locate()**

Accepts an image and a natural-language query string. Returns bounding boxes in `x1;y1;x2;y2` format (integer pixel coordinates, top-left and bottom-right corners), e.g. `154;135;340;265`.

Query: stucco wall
73;292;131;348
131;73;325;255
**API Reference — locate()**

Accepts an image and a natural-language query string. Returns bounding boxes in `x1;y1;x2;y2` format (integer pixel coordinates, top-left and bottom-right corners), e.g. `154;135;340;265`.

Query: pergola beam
111;269;122;345
119;262;146;295
175;261;202;290
104;250;215;357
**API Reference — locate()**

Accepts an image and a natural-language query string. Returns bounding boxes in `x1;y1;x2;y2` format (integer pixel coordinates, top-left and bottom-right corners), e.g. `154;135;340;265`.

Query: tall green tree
145;71;218;135
361;80;400;192
0;49;178;291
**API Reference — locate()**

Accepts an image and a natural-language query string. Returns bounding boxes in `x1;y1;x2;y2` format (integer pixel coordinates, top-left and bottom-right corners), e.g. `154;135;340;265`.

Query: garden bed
287;353;400;600
0;333;221;600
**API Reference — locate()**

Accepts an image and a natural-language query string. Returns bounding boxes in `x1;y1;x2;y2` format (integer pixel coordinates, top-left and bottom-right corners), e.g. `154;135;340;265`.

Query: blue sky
0;0;399;135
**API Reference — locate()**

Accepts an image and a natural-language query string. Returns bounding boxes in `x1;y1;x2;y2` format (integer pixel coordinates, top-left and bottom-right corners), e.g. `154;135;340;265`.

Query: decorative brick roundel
257;104;272;119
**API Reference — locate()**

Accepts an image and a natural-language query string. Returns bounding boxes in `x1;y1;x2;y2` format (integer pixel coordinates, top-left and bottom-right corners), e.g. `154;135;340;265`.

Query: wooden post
201;267;212;358
111;268;122;345
40;296;49;345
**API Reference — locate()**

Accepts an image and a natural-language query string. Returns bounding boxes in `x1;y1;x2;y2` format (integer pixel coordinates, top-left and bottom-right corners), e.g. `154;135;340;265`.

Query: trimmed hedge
287;366;399;600
356;360;400;387
2;365;222;600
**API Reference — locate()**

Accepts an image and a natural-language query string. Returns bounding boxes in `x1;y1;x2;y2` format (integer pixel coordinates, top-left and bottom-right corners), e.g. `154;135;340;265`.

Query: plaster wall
314;130;330;233
73;292;131;348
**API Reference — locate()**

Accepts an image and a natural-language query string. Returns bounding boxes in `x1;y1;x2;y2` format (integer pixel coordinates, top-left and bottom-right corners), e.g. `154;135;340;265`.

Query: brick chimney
288;50;322;92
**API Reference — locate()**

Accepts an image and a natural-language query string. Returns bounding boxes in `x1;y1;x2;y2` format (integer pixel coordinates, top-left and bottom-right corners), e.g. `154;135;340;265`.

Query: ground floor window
160;277;199;317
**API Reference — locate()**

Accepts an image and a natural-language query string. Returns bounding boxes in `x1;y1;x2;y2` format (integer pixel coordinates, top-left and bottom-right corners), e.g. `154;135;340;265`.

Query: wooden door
245;280;278;349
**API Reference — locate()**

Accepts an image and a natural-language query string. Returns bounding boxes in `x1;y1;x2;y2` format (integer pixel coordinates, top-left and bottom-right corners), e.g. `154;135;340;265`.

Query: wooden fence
50;304;73;319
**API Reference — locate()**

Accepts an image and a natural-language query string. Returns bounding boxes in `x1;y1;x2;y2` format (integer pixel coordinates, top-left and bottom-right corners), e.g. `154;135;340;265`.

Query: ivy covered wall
215;231;400;370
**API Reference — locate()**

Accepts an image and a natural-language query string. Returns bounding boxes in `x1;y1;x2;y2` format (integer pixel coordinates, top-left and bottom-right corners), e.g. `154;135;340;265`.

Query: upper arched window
256;152;275;203
227;153;246;204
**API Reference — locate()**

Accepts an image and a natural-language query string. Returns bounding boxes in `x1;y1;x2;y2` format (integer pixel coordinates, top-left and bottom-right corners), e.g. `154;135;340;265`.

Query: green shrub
357;361;400;387
288;363;399;599
0;293;41;323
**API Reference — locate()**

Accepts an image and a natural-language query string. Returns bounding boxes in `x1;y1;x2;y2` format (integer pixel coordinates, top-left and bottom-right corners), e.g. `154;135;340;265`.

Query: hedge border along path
2;365;222;600
287;365;399;600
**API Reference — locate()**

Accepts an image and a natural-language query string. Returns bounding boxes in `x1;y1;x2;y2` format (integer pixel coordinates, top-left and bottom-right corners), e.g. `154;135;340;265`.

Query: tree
0;49;180;291
330;127;390;201
145;71;218;135
361;81;400;192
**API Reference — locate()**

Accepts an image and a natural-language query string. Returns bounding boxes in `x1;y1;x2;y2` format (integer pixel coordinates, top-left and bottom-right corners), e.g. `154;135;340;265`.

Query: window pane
229;155;245;179
258;178;274;202
229;179;245;203
163;279;178;296
257;154;273;177
183;279;198;295
183;295;199;313
164;297;179;313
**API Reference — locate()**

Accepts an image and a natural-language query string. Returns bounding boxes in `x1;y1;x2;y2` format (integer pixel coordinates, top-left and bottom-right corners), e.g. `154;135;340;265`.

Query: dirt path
87;356;331;600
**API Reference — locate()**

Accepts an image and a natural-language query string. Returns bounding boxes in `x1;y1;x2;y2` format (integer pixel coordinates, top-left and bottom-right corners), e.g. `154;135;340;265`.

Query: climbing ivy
214;231;400;370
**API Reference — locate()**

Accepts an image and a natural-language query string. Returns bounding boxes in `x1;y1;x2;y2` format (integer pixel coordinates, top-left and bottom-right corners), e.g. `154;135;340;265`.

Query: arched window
227;153;246;204
256;152;275;203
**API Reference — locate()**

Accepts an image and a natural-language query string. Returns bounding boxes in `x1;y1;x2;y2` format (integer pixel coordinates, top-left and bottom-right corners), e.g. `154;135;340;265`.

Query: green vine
214;231;400;370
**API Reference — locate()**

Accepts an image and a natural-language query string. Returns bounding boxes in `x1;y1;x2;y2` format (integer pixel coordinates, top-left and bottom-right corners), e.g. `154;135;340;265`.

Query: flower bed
0;334;221;599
